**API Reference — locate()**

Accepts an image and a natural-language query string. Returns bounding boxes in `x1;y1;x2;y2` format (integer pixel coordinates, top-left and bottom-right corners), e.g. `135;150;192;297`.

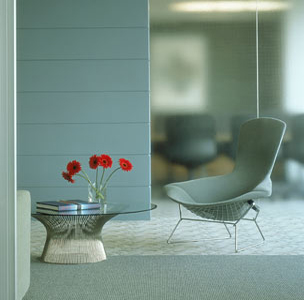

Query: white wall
17;0;150;218
284;0;304;113
0;0;16;298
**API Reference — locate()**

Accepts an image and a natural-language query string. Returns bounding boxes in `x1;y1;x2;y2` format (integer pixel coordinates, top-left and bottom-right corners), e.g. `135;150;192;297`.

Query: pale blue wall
17;0;150;219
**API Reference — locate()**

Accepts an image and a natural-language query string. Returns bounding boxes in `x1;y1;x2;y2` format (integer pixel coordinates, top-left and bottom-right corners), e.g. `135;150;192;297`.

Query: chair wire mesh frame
167;201;265;253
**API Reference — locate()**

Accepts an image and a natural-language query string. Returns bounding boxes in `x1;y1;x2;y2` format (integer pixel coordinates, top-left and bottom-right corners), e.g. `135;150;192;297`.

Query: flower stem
78;171;104;199
99;168;105;191
80;170;93;186
81;169;104;200
95;167;99;191
75;173;91;185
100;167;121;193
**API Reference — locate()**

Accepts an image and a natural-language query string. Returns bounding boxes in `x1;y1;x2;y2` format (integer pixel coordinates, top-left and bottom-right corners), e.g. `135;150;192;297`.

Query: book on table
36;208;101;215
36;200;101;211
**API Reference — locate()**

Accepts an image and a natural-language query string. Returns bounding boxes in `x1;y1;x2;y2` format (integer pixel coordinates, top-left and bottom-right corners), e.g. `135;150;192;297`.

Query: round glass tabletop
32;202;157;216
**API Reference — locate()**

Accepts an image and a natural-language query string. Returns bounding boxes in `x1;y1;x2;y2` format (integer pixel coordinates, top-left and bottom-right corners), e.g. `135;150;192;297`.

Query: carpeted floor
24;255;304;300
31;198;304;255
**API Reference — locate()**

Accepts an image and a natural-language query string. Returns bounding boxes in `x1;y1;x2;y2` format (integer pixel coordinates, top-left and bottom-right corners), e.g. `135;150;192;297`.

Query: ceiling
150;0;291;24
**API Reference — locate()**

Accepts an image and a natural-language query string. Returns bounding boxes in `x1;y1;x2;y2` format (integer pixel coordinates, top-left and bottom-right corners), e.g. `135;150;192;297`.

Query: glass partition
150;0;302;200
259;0;304;197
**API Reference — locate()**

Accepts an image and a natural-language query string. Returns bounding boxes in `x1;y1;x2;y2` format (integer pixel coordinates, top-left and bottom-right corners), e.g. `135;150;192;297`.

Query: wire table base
32;214;117;264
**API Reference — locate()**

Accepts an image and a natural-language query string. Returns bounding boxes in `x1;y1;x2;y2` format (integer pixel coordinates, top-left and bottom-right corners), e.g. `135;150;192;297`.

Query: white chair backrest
234;117;286;186
165;117;286;205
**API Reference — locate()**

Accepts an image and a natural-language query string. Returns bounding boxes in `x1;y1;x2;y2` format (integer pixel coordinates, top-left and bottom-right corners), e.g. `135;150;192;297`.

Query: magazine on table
36;208;102;215
36;200;101;211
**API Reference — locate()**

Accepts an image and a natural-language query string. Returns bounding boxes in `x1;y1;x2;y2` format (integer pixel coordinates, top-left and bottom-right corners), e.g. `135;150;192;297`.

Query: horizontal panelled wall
17;0;150;219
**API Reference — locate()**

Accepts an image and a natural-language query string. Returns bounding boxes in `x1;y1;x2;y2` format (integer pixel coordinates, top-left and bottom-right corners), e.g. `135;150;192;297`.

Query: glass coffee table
32;202;157;264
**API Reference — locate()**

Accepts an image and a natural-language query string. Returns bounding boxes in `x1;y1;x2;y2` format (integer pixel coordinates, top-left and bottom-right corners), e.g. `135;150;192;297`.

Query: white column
284;0;304;113
0;0;16;299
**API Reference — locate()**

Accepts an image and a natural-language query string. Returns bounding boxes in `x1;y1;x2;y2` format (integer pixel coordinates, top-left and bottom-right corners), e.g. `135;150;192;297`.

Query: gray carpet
24;256;304;300
31;199;304;256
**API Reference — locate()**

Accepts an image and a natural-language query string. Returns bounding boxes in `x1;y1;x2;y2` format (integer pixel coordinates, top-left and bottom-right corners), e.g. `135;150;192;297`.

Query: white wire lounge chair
164;117;286;252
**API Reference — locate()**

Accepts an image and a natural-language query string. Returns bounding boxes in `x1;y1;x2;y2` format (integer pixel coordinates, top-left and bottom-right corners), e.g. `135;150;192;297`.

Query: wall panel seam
18;185;151;188
17;154;150;157
18;122;149;125
17;90;149;93
17;26;148;30
17;91;149;94
17;58;149;62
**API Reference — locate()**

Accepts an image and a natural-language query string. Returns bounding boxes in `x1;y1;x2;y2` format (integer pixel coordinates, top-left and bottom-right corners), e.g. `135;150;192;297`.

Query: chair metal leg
167;205;232;244
223;223;232;238
167;218;183;244
234;224;238;252
234;209;266;253
254;220;265;241
168;201;266;253
167;218;233;244
234;223;265;253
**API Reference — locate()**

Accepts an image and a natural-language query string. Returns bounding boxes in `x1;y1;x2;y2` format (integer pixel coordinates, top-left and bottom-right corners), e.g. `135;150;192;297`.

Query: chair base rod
235;241;265;253
167;218;232;244
168;203;266;253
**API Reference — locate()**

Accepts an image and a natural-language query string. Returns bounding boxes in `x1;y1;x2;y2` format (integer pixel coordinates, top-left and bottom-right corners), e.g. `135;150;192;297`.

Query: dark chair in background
159;114;217;180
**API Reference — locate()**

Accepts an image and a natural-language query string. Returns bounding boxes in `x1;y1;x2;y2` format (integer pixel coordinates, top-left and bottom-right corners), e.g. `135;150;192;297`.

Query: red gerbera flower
67;160;81;175
119;158;133;172
89;155;100;169
62;171;75;183
99;154;113;169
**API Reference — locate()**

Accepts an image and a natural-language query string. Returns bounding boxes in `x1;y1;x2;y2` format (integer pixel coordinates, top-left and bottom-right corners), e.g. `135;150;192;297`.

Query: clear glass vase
88;183;107;209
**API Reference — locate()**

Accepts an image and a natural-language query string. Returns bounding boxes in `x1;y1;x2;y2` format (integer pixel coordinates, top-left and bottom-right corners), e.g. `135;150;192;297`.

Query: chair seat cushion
164;172;272;206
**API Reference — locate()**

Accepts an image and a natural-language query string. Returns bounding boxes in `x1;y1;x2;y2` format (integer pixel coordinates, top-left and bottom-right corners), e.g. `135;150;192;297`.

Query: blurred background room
150;0;304;201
